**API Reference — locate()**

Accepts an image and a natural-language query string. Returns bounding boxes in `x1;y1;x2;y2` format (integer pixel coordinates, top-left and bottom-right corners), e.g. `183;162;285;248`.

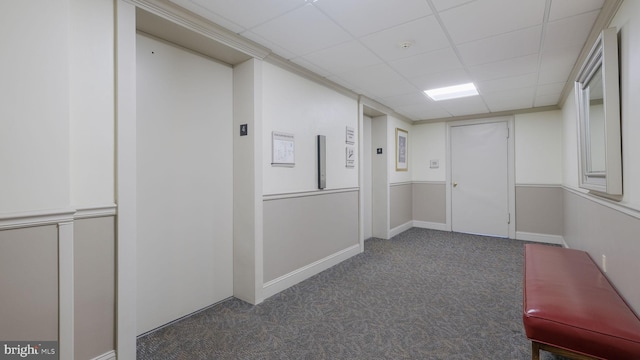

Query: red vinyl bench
523;244;640;360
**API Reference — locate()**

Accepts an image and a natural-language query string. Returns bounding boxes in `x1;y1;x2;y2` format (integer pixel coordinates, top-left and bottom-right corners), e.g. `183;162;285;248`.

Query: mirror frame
575;27;622;197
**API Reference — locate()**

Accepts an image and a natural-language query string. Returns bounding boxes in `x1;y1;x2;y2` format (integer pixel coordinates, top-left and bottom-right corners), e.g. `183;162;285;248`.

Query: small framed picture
395;128;408;171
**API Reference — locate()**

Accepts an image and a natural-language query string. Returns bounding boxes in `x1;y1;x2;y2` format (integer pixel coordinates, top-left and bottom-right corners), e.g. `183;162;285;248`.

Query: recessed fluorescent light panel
424;83;478;101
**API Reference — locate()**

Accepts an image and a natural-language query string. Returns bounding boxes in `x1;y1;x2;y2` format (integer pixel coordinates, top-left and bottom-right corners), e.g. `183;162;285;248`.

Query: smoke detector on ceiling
398;41;414;49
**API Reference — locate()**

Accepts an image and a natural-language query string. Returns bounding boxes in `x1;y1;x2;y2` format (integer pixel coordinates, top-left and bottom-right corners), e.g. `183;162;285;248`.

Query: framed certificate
272;131;295;166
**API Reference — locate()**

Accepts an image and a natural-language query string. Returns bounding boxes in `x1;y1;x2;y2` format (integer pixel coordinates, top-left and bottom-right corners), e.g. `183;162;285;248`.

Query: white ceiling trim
129;0;623;124
557;0;623;107
130;0;270;61
413;104;560;125
133;0;414;123
359;97;414;125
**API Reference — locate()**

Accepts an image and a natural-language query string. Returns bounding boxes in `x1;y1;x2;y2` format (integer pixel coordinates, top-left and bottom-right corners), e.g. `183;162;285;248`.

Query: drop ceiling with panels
168;0;610;122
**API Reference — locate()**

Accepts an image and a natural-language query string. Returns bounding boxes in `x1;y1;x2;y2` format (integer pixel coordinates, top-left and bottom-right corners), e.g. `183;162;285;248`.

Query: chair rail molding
0;209;76;230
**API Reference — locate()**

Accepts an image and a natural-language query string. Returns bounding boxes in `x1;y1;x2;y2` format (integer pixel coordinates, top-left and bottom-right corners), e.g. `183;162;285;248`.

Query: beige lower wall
515;185;563;235
263;190;359;282
74;216;115;360
0;225;59;341
564;189;640;314
0;214;116;359
392;183;562;237
412;182;446;224
390;183;413;229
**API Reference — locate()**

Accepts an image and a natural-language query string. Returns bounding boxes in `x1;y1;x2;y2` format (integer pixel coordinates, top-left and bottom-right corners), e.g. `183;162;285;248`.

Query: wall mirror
575;27;622;197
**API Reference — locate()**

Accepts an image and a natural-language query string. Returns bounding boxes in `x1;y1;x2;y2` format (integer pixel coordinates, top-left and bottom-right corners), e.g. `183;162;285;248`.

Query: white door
450;122;509;237
136;34;233;335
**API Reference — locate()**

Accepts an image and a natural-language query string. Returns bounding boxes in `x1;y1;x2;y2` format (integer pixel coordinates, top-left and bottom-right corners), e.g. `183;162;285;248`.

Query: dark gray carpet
137;228;563;359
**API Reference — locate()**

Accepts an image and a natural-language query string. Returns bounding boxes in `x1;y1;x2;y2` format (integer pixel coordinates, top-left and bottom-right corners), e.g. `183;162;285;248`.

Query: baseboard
91;350;116;360
262;244;361;300
389;221;413;238
515;231;565;246
412;220;449;232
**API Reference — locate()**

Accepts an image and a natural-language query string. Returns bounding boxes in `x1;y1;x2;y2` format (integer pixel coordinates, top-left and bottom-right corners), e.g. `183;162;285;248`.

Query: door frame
445;117;516;238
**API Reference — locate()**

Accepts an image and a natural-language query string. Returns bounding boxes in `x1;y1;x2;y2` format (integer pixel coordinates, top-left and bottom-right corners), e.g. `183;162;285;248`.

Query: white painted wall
1;2;118;358
114;2;137;358
560;0;640;312
562;93;581;189
562;1;640;210
69;0;115;208
371;116;389;238
233;58;264;305
412;122;447;182
0;1;71;213
411;113;562;186
611;0;640;209
363;116;373;240
514;110;563;185
260;61;360;296
262;62;359;194
136;34;233;335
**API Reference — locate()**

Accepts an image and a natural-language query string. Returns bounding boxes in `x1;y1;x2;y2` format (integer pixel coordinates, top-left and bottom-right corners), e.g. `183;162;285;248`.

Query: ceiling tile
536;82;566;96
538;46;582;84
396;103;452;120
389;47;462;78
439;0;546;44
430;0;475;13
326;75;360;93
359;16;450;62
241;30;298;59
483;87;536;112
469;54;539;82
300;41;383;75
359;79;418;99
289;58;332;78
548;0;604;21
167;0;607;121
410;69;472;91
382;92;431;108
173;0;304;31
334;64;418;98
456;26;542;66
335;63;402;87
535;93;562;107
248;4;352;56
478;73;538;94
170;0;245;32
314;0;432;37
437;96;490;117
543;10;600;53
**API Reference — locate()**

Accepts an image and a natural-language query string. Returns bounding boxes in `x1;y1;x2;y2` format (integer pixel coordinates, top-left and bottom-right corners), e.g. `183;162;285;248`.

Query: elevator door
136;34;233;335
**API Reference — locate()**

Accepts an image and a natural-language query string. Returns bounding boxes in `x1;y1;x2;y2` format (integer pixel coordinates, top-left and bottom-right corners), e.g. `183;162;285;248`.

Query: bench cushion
523;244;640;359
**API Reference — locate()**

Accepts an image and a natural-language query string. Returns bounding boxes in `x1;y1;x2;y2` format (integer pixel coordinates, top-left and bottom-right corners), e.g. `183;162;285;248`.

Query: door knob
453;182;458;187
